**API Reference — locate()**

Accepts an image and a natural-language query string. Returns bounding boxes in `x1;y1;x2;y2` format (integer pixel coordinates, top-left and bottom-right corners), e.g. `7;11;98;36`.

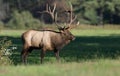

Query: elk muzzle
71;35;75;41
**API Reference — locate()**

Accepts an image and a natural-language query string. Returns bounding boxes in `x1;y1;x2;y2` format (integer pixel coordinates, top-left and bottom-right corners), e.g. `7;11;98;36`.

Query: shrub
0;38;13;65
6;10;44;29
0;21;4;29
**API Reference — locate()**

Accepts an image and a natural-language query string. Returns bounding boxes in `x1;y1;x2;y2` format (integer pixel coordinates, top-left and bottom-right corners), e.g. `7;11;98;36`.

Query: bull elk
21;3;79;64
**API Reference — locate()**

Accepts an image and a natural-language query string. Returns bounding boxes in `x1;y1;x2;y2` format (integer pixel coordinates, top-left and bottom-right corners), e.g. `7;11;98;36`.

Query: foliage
0;0;120;27
6;10;43;29
74;0;120;24
0;0;9;21
0;38;13;65
0;21;5;29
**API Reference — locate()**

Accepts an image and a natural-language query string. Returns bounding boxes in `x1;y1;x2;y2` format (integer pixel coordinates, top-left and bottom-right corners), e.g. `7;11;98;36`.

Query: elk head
54;3;79;41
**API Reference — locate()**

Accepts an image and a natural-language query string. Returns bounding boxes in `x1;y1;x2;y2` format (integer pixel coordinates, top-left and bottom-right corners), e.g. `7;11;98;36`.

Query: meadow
0;25;120;76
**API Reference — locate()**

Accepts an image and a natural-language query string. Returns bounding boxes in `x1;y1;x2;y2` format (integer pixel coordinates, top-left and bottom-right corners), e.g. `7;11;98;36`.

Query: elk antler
38;3;78;30
63;3;79;29
67;4;77;27
54;12;62;29
40;3;56;20
38;3;62;29
54;3;78;29
55;3;78;30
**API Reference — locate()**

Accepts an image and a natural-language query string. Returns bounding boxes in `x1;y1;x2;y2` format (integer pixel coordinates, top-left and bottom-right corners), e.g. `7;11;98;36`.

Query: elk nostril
72;37;75;40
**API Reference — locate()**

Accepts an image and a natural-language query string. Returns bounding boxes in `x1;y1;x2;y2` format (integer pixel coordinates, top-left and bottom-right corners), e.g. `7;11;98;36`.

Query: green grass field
0;25;120;76
0;60;120;76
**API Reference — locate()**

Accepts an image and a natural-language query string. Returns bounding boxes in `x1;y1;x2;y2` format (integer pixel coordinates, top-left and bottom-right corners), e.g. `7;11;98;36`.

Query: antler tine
55;12;58;26
70;3;73;24
37;4;49;14
67;3;76;27
68;4;75;27
38;3;63;29
47;3;56;15
68;15;77;27
48;6;52;13
52;3;56;13
46;4;48;12
55;12;62;29
38;3;56;15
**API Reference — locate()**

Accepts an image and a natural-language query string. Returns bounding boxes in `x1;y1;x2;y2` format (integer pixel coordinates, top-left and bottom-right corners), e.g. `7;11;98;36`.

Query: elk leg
21;49;29;64
21;47;32;64
40;50;46;64
54;50;60;62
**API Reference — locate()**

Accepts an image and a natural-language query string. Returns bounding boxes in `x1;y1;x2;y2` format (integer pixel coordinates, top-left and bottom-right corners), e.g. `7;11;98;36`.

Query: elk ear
59;29;65;33
58;26;65;32
65;26;70;30
57;27;63;32
58;27;66;33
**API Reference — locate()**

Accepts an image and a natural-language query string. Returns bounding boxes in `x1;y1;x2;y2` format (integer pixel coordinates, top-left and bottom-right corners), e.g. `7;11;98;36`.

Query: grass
0;25;120;76
0;60;120;76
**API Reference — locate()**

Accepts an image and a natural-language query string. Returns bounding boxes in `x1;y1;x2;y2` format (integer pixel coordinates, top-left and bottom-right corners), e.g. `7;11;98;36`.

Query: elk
21;3;78;64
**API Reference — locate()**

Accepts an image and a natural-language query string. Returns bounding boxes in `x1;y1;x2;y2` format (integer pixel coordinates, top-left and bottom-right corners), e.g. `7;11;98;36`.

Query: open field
0;25;120;76
0;60;120;76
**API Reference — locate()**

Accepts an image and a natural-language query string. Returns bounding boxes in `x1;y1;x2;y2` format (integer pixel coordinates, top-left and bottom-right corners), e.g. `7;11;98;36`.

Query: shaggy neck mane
39;29;61;33
51;32;70;50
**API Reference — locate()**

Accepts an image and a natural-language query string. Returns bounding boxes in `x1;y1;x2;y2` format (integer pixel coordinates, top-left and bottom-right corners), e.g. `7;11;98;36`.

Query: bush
0;38;13;65
84;8;99;25
0;21;4;29
6;10;44;29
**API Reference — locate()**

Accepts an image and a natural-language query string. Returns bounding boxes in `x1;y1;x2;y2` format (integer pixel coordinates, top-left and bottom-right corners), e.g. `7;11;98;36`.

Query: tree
73;0;120;25
0;0;9;21
2;0;120;26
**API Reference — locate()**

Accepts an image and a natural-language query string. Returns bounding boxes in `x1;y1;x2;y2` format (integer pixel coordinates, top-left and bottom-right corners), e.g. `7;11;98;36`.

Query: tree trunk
17;0;22;10
99;8;104;26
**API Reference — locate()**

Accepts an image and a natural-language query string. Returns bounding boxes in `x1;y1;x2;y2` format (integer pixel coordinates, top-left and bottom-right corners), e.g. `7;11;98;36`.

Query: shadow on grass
62;35;120;62
0;35;120;64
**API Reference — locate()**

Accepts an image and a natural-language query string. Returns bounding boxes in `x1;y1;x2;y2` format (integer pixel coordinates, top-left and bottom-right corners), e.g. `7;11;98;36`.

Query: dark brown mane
37;29;61;33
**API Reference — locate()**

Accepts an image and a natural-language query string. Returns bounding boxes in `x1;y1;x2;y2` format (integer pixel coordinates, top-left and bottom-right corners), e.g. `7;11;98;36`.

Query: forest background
0;0;120;29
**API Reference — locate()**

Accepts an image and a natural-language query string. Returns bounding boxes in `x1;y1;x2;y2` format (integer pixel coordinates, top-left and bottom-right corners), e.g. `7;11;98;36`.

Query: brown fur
21;28;75;64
